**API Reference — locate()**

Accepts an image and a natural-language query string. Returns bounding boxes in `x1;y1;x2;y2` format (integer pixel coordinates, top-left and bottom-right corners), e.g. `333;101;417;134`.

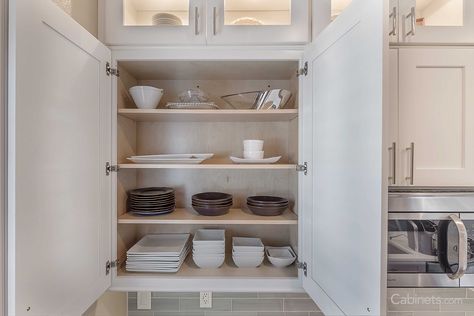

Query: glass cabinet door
206;0;310;45
103;0;206;46
399;0;474;43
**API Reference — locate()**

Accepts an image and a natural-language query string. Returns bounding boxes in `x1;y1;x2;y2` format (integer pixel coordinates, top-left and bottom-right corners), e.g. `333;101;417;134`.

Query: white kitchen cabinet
397;0;474;44
9;0;388;315
101;0;310;46
388;49;399;185
398;48;474;186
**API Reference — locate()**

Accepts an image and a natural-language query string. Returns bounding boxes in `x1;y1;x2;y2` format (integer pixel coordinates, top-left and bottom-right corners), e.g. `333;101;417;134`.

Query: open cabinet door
9;0;112;314
300;0;388;315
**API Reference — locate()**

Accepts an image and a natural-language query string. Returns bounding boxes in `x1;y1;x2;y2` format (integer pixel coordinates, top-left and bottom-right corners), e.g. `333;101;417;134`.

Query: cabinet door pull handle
406;7;416;37
194;7;199;35
388;142;396;185
405;142;415;185
213;7;217;35
389;7;397;36
447;214;468;280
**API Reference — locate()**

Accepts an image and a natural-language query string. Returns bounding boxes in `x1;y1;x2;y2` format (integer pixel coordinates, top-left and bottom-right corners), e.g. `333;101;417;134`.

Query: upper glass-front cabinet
393;0;474;43
102;0;310;46
123;0;191;27
207;0;309;45
103;0;206;46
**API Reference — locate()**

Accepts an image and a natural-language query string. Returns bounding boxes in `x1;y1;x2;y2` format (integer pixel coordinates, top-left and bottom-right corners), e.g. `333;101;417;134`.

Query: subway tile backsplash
128;289;474;316
128;292;319;316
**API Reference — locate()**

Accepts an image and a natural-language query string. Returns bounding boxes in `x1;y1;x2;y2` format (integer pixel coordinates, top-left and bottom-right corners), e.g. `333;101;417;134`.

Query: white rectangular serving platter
127;234;191;256
127;153;214;164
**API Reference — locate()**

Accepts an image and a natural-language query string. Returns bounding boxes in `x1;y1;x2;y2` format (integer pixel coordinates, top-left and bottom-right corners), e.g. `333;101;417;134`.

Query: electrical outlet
200;291;212;308
137;292;151;310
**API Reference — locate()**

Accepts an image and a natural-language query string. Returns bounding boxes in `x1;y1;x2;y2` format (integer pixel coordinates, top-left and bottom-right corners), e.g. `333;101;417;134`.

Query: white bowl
193;247;225;255
129;86;163;109
232;254;264;268
243;140;264;151
193;229;226;245
266;247;297;268
232;237;264;252
193;254;225;269
243;151;264;160
232;250;264;257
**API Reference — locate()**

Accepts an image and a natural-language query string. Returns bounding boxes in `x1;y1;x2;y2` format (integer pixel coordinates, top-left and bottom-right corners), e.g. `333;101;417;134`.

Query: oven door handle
448;214;468;280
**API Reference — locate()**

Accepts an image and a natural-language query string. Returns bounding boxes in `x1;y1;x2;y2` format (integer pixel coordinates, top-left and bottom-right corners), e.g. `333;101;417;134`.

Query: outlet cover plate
200;291;212;308
137;292;151;309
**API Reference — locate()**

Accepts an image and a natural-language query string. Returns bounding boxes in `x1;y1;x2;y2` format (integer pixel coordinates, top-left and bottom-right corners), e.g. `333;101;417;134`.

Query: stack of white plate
192;229;225;269
232;237;265;268
152;13;182;26
126;234;191;273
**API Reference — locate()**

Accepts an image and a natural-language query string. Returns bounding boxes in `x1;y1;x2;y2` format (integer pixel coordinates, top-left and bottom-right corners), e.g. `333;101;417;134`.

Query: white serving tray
127;153;214;164
229;156;281;164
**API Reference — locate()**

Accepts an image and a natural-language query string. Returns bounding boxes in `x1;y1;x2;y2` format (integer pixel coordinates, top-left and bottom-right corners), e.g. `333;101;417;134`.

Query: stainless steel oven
388;187;474;288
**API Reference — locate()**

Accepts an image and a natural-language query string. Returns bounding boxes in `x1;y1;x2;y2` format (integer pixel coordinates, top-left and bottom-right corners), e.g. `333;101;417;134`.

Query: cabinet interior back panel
135;169;293;209
135;121;292;163
136;80;296;109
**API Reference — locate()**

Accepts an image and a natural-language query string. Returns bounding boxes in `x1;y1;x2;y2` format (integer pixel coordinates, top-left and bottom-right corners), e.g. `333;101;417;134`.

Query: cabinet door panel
301;0;387;315
399;48;474;186
11;0;112;314
103;0;206;46
399;0;474;43
389;49;400;185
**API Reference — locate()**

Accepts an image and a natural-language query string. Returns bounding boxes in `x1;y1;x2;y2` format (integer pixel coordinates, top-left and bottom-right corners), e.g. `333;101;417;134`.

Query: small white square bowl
193;229;225;245
232;237;264;252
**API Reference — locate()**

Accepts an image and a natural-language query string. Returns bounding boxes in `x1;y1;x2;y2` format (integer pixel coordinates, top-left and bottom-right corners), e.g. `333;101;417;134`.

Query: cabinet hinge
296;162;308;176
106;62;120;77
297;62;308;77
296;261;307;277
105;259;119;276
105;162;119;176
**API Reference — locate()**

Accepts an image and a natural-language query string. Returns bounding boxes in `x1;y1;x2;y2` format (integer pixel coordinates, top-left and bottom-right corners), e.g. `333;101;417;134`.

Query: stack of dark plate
127;187;175;216
192;192;233;216
247;196;289;216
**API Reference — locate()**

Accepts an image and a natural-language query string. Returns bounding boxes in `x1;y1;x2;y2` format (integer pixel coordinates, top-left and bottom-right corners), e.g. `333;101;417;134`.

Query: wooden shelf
118;255;297;279
118;163;296;170
117;109;298;122
118;208;298;225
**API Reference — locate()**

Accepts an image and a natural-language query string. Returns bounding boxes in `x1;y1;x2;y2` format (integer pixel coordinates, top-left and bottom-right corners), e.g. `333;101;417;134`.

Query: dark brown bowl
247;196;288;204
247;201;289;208
192;202;233;208
192;192;233;203
247;204;288;216
192;205;231;216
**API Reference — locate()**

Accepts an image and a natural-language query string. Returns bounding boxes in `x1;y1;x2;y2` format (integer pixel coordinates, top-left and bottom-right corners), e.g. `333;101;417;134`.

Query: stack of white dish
152;13;182;26
192;229;225;269
126;234;191;273
230;140;281;164
232;237;265;268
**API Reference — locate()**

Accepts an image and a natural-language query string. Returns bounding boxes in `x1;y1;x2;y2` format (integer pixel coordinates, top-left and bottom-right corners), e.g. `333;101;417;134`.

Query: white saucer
229;156;282;164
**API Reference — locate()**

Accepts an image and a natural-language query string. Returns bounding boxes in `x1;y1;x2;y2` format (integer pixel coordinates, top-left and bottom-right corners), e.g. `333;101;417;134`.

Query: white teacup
244;151;264;160
243;140;264;151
